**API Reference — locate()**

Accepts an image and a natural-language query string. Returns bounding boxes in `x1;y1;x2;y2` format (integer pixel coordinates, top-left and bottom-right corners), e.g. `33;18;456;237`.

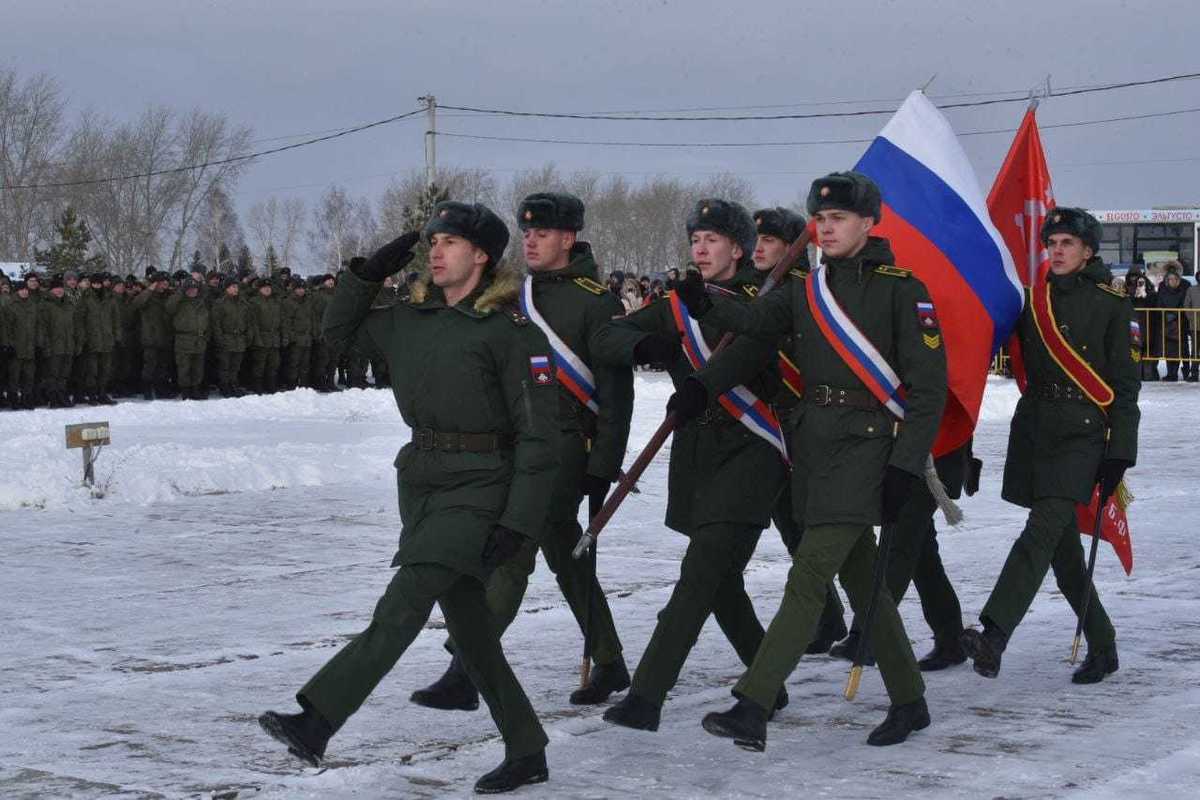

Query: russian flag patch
529;355;554;385
916;301;939;330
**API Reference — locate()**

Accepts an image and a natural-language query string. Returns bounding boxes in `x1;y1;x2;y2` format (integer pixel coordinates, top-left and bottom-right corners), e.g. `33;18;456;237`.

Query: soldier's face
186;287;199;298
226;286;239;297
51;287;64;297
17;288;29;299
429;233;488;289
66;277;78;289
1047;234;1092;275
754;235;788;270
690;231;740;282
27;279;39;290
113;284;125;295
814;210;872;258
522;228;575;271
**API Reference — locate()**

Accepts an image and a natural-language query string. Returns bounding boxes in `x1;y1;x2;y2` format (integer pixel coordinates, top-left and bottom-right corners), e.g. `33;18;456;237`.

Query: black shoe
569;659;630;705
258;707;333;767
961;624;1007;679
805;616;849;655
867;697;930;746
473;750;548;794
701;698;768;752
602;692;661;731
98;393;116;405
769;685;788;721
410;655;479;711
918;638;967;672
829;631;875;666
1072;645;1119;684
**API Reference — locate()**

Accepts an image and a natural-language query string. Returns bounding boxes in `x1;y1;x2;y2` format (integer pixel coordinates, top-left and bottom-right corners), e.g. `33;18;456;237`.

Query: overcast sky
6;0;1200;219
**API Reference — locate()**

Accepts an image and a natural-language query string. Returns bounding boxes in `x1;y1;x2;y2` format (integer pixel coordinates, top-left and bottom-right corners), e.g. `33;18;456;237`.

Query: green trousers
248;346;281;392
284;343;312;388
848;486;963;644
142;346;168;387
981;497;1115;647
8;357;35;395
175;347;205;390
83;351;113;395
774;484;846;637
735;523;924;710
217;349;244;389
299;562;548;759
632;523;766;706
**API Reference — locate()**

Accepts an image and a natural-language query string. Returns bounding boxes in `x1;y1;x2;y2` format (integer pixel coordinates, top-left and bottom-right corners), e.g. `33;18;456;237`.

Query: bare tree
193;183;245;272
247;196;282;265
279;197;306;273
308;185;376;271
0;68;64;261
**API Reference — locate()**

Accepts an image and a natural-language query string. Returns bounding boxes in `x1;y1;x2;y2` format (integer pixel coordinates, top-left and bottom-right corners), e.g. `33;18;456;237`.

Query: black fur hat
753;207;808;243
517;192;585;231
49;274;65;289
806;171;883;223
686;198;757;267
1040;207;1102;252
423;201;510;269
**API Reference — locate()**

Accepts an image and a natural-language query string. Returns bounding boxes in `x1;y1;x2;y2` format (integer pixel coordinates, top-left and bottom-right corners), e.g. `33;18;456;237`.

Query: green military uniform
165;287;210;398
133;282;172;397
296;224;559;763
308;279;337;390
692;234;946;718
468;240;633;675
594;258;787;710
281;287;314;389
37;290;78;405
2;287;38;406
980;254;1139;652
80;286;121;401
247;287;283;394
114;287;140;394
211;288;251;395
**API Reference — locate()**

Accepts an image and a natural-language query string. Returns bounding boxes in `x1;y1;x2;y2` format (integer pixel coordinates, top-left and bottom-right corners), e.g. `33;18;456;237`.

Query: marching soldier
258;201;559;793
246;279;283;394
675;172;946;749
593;198;789;732
962;208;1139;684
410;193;634;712
749;206;848;654
165;278;211;400
210;276;251;397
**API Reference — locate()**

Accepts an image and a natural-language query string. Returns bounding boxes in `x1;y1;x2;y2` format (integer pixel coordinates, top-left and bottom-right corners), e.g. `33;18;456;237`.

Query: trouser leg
442;575;549;759
849;489;937;635
735;524;924;710
775;487;845;633
1050;516;1116;648
911;522;965;642
631;524;760;705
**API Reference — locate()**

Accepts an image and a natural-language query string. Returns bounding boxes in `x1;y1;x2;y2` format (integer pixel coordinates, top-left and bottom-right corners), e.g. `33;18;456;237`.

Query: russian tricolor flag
853;91;1024;456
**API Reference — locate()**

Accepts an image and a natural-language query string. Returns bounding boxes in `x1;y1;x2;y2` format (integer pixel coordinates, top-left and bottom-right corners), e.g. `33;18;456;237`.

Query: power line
440;69;1200;122
2;108;425;191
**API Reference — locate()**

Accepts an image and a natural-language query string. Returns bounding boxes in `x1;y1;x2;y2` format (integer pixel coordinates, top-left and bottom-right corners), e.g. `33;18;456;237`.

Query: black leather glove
666;377;709;425
1096;458;1132;503
481;524;526;569
632;331;682;366
965;457;983;497
581;474;612;509
353;231;420;283
675;269;712;316
881;465;917;524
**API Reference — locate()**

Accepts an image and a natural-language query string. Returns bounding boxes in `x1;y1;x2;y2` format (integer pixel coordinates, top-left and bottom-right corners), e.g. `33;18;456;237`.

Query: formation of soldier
77;178;1125;795
0;266;360;409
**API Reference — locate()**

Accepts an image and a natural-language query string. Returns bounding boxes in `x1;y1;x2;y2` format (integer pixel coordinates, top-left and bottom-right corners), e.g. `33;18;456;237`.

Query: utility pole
419;94;437;190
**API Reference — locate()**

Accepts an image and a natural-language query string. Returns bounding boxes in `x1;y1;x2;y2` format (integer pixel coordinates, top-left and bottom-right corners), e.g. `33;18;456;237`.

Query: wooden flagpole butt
1070;634;1082;665
844;665;863;701
580;658;591;689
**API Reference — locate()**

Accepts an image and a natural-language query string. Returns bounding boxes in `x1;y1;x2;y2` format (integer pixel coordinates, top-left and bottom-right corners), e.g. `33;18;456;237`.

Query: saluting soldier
165;278;211;400
962;208;1139;684
308;274;338;391
246;279;284;395
210;276;251;397
258;202;560;794
132;271;173;400
37;274;79;408
676;172;946;749
411;193;635;712
593;198;790;732
2;279;38;408
79;273;121;405
749;206;849;654
281;278;314;391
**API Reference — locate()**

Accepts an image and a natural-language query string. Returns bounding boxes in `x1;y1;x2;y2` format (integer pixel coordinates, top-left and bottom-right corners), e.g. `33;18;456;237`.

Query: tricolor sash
1029;279;1115;410
805;264;908;418
520;276;599;413
666;290;789;462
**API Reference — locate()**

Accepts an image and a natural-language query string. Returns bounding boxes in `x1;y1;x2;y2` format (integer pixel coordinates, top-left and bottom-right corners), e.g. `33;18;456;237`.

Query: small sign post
65;422;111;487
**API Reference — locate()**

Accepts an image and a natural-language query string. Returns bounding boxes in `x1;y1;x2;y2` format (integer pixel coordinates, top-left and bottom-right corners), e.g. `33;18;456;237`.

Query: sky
5;0;1200;219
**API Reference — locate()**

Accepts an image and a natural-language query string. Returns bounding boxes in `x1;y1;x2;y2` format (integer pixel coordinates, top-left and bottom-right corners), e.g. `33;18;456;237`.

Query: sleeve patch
741;284;759;298
923;333;942;349
529;355;555;385
916;301;939;331
1129;320;1142;347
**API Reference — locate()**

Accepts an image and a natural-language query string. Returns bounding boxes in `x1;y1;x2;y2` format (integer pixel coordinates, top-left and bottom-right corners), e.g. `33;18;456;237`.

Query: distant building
1087;208;1200;277
1;262;35;280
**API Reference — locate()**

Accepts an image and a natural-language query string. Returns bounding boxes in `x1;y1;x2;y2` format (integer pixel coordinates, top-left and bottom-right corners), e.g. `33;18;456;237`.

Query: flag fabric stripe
520;276;600;414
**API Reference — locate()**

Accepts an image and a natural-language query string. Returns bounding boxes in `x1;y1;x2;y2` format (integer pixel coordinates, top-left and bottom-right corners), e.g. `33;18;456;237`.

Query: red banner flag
1077;485;1134;575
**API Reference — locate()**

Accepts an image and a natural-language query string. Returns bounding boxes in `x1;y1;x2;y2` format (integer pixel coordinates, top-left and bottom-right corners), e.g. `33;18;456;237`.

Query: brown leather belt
1034;383;1092;403
804;384;881;410
412;428;514;453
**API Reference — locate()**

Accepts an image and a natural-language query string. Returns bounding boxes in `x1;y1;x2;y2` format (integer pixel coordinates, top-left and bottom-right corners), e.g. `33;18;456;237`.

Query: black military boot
98;393;116;405
829;631;875;666
806;615;849;655
961;622;1007;679
409;655;480;711
867;697;930;746
1072;644;1119;684
602;692;661;731
258;705;334;767
769;685;788;720
701;697;769;752
569;659;630;705
918;637;967;672
473;749;548;794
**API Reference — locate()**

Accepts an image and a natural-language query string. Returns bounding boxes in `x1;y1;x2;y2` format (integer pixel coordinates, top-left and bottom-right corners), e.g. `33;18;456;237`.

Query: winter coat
247;294;283;348
282;294;315;347
324;265;560;581
2;295;39;359
1155;277;1191;343
80;290;121;354
164;292;210;354
37;294;78;357
210;294;252;353
133;290;172;348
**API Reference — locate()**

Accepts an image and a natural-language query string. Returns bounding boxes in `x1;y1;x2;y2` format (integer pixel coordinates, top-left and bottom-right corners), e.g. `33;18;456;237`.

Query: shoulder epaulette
505;306;530;326
788;268;808;280
573;276;607;296
874;265;911;278
741;284;759;298
1096;282;1127;298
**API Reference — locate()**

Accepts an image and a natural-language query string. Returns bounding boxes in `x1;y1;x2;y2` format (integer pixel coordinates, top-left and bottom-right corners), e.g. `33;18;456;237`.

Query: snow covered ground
2;376;1198;799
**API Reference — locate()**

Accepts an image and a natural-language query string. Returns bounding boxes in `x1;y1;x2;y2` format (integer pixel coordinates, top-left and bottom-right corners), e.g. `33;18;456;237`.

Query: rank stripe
667;290;790;463
778;350;805;399
1029;279;1114;409
520;276;600;413
806;264;908;419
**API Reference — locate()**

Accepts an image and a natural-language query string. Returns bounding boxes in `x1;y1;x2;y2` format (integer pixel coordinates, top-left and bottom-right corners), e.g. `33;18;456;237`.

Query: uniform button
1084;418;1091;424
867;426;875;433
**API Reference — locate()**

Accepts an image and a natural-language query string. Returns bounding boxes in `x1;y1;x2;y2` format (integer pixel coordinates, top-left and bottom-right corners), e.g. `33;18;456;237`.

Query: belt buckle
813;384;832;406
1051;384;1063;400
439;433;460;452
415;428;434;450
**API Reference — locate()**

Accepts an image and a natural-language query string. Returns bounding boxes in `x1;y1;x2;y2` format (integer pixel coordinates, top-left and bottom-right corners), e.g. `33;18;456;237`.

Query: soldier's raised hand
354;231;421;283
675;269;712;316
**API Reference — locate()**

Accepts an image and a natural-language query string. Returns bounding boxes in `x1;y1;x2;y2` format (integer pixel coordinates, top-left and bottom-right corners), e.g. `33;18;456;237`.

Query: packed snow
2;375;1197;799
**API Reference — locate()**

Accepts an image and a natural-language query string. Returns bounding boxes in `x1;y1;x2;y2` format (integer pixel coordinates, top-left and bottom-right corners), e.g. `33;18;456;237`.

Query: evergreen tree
34;207;104;273
217;242;232;272
264;244;280;276
236;244;254;274
189;250;206;275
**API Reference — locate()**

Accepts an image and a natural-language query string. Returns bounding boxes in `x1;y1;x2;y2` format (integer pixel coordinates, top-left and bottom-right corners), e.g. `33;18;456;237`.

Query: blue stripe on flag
812;277;904;407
